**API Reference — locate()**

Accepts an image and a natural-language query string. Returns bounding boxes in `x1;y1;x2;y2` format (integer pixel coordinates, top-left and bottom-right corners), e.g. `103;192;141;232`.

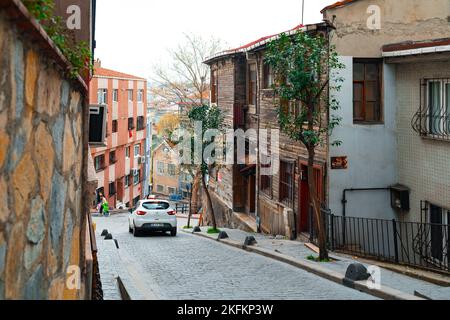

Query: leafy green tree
266;31;344;260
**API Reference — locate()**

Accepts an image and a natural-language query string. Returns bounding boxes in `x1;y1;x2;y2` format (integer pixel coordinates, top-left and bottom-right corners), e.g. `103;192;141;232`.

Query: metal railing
175;203;189;215
411;78;450;141
326;213;449;274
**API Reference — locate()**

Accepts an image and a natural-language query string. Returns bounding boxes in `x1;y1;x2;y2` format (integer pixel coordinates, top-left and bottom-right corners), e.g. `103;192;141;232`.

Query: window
280;99;302;118
248;63;257;106
133;170;140;185
112;120;118;133
128;117;135;130
137;89;144;102
426;203;450;262
260;154;272;196
211;69;218;104
124;175;130;188
97;89;108;105
263;63;273;89
113;89;119;102
94;155;105;172
128;89;134;101
168;164;176;176
168;187;176;195
353;59;382;123
428;80;450;136
279;160;294;206
109;150;117;164
137;116;145;131
134;144;140;157
109;181;116;196
157;161;165;175
125;146;131;158
142;202;170;210
157;185;164;193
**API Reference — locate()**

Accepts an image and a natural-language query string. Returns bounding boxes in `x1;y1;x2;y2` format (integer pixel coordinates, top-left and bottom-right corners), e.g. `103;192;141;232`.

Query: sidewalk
188;227;450;300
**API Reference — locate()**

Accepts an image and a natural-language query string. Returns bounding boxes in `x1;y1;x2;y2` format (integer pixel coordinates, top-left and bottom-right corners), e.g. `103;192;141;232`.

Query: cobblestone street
94;214;375;300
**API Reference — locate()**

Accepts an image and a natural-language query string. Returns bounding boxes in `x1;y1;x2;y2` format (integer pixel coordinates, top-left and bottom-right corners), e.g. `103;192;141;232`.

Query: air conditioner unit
89;105;107;145
132;169;139;176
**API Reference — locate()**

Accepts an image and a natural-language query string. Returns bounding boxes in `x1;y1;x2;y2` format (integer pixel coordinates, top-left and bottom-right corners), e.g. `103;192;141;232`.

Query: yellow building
151;141;179;196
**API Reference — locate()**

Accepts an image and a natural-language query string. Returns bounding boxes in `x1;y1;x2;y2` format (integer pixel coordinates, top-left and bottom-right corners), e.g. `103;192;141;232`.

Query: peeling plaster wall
324;0;450;57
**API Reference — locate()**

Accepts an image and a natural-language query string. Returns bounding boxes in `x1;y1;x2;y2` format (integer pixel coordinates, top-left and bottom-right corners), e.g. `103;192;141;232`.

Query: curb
117;276;131;300
184;230;424;301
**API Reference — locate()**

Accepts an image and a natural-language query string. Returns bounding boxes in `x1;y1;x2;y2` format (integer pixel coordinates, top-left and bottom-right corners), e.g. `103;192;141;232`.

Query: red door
299;164;323;233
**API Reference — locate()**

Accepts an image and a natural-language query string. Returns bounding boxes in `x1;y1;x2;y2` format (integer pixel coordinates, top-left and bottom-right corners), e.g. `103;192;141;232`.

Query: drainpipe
341;188;391;246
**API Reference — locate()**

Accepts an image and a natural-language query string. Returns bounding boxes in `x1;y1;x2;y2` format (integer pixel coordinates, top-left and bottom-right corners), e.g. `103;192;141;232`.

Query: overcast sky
95;0;337;81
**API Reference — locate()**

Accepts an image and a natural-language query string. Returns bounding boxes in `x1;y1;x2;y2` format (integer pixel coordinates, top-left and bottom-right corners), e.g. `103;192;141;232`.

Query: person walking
102;196;110;217
98;193;104;216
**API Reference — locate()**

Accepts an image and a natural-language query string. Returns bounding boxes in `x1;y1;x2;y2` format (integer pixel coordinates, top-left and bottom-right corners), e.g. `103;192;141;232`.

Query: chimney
94;59;101;69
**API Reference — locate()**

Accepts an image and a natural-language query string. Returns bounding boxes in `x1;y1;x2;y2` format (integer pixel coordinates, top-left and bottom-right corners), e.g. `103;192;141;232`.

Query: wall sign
331;156;348;170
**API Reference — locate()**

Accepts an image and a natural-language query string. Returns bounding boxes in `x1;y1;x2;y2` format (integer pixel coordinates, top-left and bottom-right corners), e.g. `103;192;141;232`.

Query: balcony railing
412;78;450;141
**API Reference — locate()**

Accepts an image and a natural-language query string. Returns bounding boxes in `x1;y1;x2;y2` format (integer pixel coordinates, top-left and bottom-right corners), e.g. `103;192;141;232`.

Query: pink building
90;61;148;209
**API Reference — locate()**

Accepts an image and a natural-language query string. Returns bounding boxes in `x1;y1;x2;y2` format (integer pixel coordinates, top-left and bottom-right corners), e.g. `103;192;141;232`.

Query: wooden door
299;164;323;233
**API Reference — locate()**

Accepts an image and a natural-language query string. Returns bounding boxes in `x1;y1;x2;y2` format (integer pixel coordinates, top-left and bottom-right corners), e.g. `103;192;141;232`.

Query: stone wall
0;7;91;300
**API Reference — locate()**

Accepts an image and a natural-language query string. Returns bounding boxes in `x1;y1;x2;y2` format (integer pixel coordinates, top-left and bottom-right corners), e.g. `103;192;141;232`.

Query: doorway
298;163;324;234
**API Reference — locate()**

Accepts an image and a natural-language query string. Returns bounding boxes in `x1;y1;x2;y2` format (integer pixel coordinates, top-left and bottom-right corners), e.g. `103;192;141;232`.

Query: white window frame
125;146;130;159
98;89;108;105
128;89;134;101
168;187;176;195
426;79;450;136
134;144;140;157
157;161;165;175
113;89;119;102
133;170;140;185
137;89;144;103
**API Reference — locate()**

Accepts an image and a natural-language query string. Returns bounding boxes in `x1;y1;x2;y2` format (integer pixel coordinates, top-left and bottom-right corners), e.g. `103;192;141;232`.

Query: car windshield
141;202;170;210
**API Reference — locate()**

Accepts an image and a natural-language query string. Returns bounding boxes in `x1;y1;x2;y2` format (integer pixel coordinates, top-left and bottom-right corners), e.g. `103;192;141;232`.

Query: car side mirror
128;208;133;214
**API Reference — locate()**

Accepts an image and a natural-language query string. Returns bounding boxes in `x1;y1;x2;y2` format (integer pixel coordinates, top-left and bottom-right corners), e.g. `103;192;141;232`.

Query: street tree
186;104;224;231
152;33;225;220
265;31;344;260
155;113;180;142
152;33;225;108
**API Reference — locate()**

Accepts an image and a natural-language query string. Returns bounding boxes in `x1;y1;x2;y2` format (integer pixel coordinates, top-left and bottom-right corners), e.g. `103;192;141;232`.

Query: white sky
95;0;337;81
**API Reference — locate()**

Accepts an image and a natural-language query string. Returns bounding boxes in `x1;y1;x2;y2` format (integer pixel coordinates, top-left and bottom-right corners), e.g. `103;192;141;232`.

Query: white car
128;200;177;237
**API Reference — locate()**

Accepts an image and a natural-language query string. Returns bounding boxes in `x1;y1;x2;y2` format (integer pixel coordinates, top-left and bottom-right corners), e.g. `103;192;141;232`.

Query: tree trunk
190;172;201;215
307;148;329;260
187;182;193;229
202;174;217;230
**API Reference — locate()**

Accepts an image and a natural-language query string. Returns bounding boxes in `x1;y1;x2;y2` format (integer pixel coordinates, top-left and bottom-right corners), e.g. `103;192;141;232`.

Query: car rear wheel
129;225;133;233
133;225;141;237
170;228;177;237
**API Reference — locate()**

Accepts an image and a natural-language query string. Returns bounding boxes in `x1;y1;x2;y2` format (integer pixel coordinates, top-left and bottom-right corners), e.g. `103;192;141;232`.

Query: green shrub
207;228;221;234
22;0;93;79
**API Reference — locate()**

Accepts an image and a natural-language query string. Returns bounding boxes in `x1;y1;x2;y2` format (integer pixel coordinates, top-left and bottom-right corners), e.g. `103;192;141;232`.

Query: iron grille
325;207;449;274
412;78;450;141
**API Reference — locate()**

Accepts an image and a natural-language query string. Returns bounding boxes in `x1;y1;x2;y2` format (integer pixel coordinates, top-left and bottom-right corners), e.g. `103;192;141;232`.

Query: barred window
279;160;294;206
